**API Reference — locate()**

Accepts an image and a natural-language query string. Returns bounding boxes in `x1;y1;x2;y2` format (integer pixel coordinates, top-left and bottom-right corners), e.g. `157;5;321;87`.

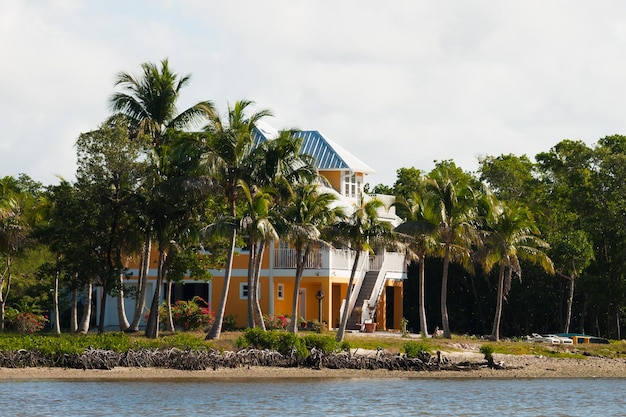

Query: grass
1;330;625;359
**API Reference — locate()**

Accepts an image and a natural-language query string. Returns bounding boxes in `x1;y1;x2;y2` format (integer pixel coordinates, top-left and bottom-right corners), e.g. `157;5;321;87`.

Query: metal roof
253;122;375;174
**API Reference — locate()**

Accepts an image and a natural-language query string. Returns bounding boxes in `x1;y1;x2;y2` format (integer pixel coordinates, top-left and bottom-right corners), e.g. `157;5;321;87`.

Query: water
0;378;624;416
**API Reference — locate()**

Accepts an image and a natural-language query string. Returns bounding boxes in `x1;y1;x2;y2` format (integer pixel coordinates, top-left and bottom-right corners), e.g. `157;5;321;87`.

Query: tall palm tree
393;191;439;337
110;58;214;147
202;100;273;340
109;59;214;336
330;196;393;342
240;181;279;328
281;183;344;333
423;166;483;338
242;129;319;329
0;183;29;332
481;202;554;341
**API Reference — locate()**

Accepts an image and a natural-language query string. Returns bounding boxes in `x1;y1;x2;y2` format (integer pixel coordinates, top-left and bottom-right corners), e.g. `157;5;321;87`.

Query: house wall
320;170;341;192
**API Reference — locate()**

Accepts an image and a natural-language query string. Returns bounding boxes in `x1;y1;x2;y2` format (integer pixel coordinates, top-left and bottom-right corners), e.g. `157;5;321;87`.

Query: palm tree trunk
418;257;429;338
246;243;256;328
0;256;12;333
98;281;108;334
564;275;575;333
336;250;361;342
78;281;93;333
206;227;237;340
252;240;266;330
145;248;167;339
52;267;61;334
116;273;130;331
164;280;175;332
441;244;451;338
490;264;507;341
129;236;151;331
69;287;78;333
289;247;310;333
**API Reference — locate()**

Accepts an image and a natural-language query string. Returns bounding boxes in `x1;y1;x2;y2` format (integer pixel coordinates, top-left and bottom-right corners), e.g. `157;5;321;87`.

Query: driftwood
0;348;514;372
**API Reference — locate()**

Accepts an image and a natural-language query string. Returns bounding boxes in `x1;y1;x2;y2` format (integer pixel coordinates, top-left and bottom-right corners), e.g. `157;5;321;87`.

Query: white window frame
240;282;260;299
277;283;284;300
342;171;362;200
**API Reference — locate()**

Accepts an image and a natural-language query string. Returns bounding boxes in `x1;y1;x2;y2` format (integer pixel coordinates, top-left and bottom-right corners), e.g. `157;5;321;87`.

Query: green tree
393;190;439;337
281;183;343;333
110;59;214;338
201;100;273;340
480;202;554;341
75;115;147;333
0;179;30;331
423;162;483;338
240;181;279;329
330;196;392;342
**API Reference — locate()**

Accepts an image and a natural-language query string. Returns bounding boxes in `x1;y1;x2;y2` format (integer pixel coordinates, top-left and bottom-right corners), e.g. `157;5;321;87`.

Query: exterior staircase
346;271;379;330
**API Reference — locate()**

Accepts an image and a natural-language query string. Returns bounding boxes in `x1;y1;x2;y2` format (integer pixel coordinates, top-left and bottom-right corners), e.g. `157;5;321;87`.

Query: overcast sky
2;1;626;188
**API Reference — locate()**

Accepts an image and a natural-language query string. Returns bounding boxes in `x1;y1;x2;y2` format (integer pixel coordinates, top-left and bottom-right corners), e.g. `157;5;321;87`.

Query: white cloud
2;0;626;187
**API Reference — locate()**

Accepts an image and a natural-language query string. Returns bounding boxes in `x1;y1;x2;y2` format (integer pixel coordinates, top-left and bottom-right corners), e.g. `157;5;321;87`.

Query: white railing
274;248;323;269
328;248;358;271
275;246;367;271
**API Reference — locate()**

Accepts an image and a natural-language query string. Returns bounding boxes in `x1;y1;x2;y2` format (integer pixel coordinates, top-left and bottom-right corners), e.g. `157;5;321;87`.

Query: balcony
273;246;405;277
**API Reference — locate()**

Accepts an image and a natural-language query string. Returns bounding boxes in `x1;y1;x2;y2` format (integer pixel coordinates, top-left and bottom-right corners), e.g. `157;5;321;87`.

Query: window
240;283;260;299
277;283;284;300
343;172;361;199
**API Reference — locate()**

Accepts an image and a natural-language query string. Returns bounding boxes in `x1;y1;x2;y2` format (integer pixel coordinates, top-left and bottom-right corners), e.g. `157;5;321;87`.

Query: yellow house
100;123;406;331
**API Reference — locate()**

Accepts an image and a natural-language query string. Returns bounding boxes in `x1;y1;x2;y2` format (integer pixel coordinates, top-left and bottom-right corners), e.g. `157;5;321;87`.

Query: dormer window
343;172;362;200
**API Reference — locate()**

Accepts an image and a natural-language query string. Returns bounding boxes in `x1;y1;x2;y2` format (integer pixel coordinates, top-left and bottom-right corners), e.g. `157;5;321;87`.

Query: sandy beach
2;352;625;380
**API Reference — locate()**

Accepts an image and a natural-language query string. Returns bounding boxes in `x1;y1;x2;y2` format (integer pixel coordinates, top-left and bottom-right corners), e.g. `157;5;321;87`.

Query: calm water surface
0;378;624;416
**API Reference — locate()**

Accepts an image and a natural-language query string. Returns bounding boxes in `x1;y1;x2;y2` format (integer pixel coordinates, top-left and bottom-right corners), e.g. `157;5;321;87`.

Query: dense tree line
387;137;626;340
2;59;625;341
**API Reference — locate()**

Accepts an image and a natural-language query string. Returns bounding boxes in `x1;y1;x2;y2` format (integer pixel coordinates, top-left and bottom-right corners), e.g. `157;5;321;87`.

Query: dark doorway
171;282;209;303
386;286;395;329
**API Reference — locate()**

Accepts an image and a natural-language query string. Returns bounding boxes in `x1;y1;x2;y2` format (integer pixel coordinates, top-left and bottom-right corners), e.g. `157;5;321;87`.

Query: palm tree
239;181;279;328
0;183;29;332
481;202;554;341
330;196;393;342
423;165;483;338
393;191;439;337
281;183;344;333
109;59;213;336
110;58;213;147
202;100;273;340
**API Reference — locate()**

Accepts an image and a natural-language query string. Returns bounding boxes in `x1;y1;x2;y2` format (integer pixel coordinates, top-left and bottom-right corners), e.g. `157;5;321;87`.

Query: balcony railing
274;246;405;275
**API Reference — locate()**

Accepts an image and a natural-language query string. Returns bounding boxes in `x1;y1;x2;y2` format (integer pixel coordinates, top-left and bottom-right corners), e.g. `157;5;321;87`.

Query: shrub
14;311;48;334
222;315;238;331
404;340;430;358
480;344;495;361
302;334;338;354
160;296;214;331
263;314;289;330
238;328;306;357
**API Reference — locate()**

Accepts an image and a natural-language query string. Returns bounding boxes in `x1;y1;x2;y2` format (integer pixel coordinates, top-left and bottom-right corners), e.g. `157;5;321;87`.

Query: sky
2;1;626;188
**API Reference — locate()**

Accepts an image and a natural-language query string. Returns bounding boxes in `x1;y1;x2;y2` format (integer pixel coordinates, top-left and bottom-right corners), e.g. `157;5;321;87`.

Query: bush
263;314;289;330
302;334;338;354
4;306;48;334
480;344;495;361
237;328;307;357
404;341;430;358
160;296;214;331
222;315;238;331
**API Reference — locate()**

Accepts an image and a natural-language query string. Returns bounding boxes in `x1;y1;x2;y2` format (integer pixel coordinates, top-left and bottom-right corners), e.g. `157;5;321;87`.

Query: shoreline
2;354;626;380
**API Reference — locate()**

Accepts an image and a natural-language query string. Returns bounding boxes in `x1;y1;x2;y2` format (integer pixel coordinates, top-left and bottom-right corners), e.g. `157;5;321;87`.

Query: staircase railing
338;253;369;325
